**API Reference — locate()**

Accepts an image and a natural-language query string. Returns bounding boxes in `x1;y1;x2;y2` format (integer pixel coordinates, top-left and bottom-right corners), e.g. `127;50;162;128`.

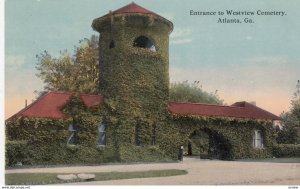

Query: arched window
109;40;115;49
253;130;264;148
133;36;156;52
68;123;79;145
98;120;107;146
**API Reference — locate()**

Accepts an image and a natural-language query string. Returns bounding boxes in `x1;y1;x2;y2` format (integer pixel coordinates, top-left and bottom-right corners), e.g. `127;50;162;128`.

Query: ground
5;157;300;185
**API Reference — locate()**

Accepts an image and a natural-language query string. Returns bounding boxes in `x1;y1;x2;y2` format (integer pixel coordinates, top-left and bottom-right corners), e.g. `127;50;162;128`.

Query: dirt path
6;157;300;185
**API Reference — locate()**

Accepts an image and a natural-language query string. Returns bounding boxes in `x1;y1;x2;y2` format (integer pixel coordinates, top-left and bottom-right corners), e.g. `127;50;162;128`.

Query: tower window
109;40;115;49
68;123;79;145
98;120;107;146
133;36;156;52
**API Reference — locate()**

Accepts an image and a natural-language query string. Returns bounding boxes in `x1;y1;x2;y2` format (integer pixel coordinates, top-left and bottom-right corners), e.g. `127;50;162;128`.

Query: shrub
5;141;30;166
118;145;170;162
273;144;300;157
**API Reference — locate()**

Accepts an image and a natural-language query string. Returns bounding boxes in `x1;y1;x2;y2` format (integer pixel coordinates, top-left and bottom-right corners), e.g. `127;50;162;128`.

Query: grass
5;169;188;185
236;157;300;163
6;159;177;170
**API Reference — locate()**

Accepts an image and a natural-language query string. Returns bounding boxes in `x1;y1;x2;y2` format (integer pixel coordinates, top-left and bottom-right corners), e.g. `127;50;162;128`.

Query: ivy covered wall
5;96;170;166
94;14;172;148
165;115;274;159
5;14;276;166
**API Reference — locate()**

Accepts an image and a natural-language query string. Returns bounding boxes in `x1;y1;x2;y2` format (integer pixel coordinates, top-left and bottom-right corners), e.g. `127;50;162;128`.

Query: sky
4;0;300;119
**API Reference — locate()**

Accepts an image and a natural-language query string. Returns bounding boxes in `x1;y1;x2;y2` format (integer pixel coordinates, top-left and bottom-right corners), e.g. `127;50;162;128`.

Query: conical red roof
92;2;173;32
112;2;157;16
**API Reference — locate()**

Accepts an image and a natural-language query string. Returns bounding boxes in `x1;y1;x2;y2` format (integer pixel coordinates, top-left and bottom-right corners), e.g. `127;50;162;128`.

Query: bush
273;144;300;157
119;145;170;162
5;140;170;166
5;141;30;166
5;141;119;166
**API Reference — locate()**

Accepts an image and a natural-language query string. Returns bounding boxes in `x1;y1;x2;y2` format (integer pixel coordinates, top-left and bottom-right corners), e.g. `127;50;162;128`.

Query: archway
186;128;233;160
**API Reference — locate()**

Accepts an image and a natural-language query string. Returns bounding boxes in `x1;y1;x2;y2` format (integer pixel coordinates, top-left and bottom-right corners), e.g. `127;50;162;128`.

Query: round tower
92;2;173;122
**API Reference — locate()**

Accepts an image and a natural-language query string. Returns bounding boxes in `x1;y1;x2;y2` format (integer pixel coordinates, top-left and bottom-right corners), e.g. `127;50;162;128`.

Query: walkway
5;157;300;185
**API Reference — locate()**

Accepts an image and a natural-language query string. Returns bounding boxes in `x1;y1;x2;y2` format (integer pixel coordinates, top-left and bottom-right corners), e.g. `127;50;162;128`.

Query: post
178;146;184;161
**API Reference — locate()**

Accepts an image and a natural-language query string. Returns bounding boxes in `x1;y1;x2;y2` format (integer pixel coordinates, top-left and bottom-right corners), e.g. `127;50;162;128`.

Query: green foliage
6;13;278;166
6;170;187;185
187;130;210;155
6;98;275;165
118;145;170;162
273;144;300;157
169;81;223;104
5;141;119;166
276;82;300;144
291;97;300;120
5;96;172;166
276;96;300;144
276;114;299;144
35;35;99;95
6;118;69;144
96;13;172;156
167;115;274;160
5;141;29;166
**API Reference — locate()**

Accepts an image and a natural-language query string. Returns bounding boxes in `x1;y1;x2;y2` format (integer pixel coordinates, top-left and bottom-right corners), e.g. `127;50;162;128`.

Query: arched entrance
186;128;232;160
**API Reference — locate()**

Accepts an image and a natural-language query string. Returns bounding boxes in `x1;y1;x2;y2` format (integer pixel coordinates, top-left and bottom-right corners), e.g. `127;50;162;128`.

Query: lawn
5;169;188;185
236;157;300;163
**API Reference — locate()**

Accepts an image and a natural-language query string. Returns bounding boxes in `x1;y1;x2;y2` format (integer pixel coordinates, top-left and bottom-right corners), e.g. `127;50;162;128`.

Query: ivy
273;144;300;157
6;13;279;166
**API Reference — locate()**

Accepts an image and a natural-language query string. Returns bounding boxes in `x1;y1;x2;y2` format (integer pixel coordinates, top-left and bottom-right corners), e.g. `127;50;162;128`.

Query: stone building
6;3;280;165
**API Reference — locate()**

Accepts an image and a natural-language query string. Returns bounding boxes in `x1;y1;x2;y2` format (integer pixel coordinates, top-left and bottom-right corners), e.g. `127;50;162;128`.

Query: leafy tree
291;98;300;121
35;35;223;106
276;112;299;144
276;81;300;144
35;35;99;95
169;81;223;104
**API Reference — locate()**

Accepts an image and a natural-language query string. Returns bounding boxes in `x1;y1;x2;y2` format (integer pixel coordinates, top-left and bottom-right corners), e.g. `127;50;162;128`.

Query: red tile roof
7;92;104;121
169;101;280;120
112;2;157;16
7;91;279;121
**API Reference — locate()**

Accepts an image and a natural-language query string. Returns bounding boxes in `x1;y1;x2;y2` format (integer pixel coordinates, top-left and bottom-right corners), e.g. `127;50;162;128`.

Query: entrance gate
186;128;232;160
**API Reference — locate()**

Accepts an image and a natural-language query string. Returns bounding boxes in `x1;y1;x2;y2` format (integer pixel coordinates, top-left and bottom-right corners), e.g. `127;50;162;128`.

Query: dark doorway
186;128;232;160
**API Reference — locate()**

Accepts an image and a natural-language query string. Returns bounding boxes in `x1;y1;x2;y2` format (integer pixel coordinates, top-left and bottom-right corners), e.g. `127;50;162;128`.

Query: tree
291;98;300;121
169;81;223;104
35;35;99;95
276;112;299;144
35;35;223;106
276;81;300;144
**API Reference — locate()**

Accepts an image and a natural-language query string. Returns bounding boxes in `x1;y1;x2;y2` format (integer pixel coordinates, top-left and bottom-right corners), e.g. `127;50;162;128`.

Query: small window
135;121;142;146
253;130;264;148
109;40;115;49
68;123;79;145
98;120;107;146
133;36;156;52
152;125;157;145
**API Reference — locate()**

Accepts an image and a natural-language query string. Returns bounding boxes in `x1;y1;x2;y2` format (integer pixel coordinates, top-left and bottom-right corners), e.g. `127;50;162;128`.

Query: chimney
25;99;27;107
